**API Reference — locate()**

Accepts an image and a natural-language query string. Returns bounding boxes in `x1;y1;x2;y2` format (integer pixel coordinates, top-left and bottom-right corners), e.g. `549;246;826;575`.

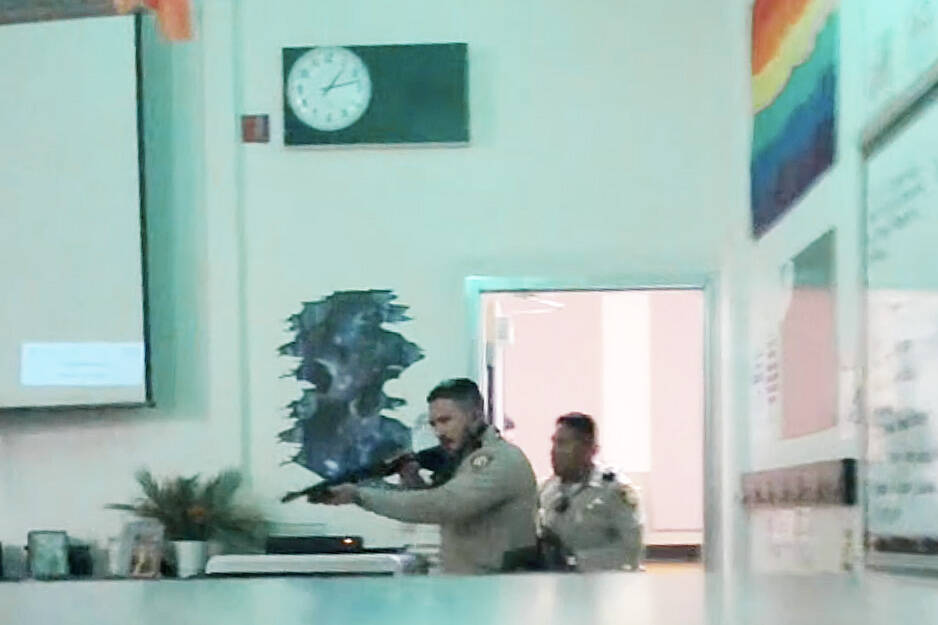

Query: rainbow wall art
750;0;839;237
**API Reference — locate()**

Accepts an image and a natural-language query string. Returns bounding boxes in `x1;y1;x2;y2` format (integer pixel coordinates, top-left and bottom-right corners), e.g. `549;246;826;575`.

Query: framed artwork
114;519;164;578
27;531;68;579
750;1;839;236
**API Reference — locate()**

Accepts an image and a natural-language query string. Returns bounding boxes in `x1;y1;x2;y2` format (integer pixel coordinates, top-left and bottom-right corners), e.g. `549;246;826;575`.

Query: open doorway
476;288;706;569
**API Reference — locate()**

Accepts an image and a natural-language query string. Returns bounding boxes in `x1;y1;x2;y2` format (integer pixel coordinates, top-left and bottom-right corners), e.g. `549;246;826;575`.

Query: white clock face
286;46;373;132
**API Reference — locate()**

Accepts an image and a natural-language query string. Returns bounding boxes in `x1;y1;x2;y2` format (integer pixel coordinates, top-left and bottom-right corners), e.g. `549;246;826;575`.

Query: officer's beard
448;419;487;461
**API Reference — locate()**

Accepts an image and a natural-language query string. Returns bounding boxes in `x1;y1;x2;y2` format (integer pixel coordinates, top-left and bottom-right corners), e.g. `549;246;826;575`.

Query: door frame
464;272;724;570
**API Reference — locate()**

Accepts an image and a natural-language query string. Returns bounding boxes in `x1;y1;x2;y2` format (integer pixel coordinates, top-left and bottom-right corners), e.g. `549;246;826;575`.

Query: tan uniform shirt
358;426;538;574
538;467;643;571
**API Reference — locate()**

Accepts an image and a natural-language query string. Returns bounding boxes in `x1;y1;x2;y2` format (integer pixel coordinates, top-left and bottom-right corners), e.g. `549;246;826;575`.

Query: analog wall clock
283;43;469;146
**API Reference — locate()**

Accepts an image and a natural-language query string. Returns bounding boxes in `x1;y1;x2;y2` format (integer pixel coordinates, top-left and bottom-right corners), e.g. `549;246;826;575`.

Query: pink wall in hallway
489;289;705;542
781;288;837;439
498;292;605;480
648;290;705;531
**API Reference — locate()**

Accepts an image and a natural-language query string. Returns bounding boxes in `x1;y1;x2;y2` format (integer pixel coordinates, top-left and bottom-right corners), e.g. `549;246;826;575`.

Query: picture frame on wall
750;1;839;236
26;530;69;579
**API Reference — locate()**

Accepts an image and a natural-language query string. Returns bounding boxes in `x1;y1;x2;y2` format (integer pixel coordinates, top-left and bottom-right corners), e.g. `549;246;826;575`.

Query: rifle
281;453;413;503
280;445;457;503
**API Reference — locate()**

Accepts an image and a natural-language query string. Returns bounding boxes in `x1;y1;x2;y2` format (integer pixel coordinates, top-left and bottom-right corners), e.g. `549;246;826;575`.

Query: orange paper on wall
114;0;192;42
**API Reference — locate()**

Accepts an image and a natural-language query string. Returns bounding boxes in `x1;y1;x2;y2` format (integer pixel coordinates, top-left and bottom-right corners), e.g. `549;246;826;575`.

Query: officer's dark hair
556;412;596;444
427;378;484;419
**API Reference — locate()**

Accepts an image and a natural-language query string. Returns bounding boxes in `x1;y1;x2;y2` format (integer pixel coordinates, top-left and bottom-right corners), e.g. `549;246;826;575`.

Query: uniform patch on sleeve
470;453;493;471
619;484;639;506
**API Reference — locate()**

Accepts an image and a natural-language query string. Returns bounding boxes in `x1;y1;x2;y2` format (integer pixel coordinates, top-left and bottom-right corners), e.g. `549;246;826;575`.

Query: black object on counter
67;545;93;577
266;535;365;555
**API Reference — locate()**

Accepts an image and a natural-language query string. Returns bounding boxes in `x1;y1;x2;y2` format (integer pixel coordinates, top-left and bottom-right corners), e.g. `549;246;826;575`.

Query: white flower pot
172;540;207;578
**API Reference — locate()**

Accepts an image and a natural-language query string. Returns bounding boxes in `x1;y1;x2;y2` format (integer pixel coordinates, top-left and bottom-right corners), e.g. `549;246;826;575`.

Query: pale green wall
234;0;741;544
1;0;744;558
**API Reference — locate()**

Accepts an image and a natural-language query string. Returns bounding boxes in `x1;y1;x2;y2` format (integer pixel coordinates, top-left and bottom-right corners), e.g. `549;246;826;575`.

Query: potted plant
107;468;265;577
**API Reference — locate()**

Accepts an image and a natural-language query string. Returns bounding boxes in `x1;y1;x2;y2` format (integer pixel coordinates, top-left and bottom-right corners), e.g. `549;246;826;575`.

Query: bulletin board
863;80;938;572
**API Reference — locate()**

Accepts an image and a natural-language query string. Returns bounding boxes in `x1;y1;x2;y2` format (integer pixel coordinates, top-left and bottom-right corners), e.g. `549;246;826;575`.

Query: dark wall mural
278;290;424;480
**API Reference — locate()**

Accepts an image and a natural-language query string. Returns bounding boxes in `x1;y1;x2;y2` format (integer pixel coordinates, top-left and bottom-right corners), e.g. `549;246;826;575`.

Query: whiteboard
865;88;938;565
0;15;147;409
864;0;938;124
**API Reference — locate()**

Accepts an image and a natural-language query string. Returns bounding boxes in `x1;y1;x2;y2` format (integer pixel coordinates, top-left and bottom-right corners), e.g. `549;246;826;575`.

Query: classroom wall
719;0;868;573
0;0;742;560
237;0;740;543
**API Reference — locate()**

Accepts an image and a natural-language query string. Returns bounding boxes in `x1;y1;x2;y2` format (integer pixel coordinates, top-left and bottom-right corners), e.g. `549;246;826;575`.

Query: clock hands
322;79;360;95
322;68;344;94
322;65;345;93
321;63;363;95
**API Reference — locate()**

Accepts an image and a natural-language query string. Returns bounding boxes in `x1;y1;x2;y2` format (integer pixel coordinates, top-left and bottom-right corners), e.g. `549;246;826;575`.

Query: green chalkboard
283;43;469;146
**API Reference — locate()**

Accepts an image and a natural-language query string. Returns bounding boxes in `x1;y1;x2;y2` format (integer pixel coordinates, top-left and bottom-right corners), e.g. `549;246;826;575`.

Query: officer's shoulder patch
601;470;616;482
470;452;493;471
618;483;639;506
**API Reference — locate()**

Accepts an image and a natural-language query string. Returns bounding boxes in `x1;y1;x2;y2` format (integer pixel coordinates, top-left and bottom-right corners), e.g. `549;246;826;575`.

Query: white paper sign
21;342;145;387
771;510;796;545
